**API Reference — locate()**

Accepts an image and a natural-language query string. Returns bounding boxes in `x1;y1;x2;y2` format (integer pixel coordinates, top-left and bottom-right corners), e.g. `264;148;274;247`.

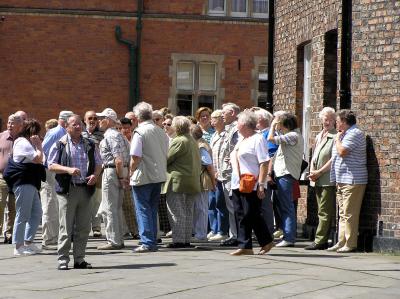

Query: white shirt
230;133;270;190
13;137;37;163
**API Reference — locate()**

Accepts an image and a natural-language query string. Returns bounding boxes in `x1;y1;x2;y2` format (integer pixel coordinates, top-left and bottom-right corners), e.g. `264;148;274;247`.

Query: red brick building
0;1;270;127
272;0;399;252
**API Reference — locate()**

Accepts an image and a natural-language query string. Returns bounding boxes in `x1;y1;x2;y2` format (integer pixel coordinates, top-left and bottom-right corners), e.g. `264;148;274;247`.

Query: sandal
57;262;69;270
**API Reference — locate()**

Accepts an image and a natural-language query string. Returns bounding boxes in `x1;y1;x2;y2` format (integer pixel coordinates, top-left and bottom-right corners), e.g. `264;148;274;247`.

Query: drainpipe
339;0;352;109
266;0;275;113
136;0;144;103
115;25;137;110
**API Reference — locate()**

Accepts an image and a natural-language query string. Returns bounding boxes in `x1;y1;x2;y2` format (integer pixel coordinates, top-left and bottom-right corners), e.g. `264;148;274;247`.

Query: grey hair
8;114;23;123
273;110;287;118
133;101;153;121
254;108;273;124
237;110;258;130
211;109;223;118
222;102;241;115
152;110;163;120
190;124;203;140
319;106;336;120
172;116;191;135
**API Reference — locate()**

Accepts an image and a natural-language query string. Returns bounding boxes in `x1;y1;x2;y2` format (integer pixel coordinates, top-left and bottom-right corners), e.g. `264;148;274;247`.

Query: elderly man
130;102;168;252
97;108;130;250
219;102;241;246
41;110;73;249
0;114;24;243
82;110;104;238
48;114;102;270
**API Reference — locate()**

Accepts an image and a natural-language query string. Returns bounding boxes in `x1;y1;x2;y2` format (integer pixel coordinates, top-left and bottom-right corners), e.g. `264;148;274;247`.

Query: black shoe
304;242;328;250
220;238;238;247
132;234;140;240
157;238;162;244
4;233;12;244
167;242;187;248
74;260;92;269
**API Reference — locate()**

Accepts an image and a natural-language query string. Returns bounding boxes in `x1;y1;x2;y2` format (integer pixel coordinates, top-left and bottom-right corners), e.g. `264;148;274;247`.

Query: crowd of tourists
0;103;367;270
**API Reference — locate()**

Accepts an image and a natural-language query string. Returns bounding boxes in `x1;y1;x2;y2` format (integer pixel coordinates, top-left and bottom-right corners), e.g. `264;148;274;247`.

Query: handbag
236;144;257;193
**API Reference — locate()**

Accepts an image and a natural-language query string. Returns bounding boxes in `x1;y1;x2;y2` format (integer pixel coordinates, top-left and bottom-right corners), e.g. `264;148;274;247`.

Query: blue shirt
262;129;279;157
42;125;66;166
330;125;368;184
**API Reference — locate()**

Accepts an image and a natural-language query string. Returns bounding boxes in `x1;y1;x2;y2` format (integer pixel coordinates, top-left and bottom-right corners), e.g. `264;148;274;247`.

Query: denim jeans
12;184;42;246
131;183;161;250
275;175;296;243
208;181;229;235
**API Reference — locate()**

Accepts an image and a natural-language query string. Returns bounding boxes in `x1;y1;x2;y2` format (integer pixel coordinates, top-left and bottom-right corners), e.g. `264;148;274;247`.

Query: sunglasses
163;123;172;127
87;116;98;121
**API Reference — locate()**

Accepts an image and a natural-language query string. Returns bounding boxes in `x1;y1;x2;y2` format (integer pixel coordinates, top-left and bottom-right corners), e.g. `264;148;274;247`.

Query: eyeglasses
87;117;97;121
163;123;172;127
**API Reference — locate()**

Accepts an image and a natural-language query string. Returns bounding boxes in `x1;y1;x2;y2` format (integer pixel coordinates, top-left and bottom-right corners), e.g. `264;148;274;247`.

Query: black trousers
232;189;273;249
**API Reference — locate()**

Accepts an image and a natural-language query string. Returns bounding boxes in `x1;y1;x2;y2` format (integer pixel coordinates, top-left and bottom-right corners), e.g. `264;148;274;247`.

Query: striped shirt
210;130;225;181
330;125;367;184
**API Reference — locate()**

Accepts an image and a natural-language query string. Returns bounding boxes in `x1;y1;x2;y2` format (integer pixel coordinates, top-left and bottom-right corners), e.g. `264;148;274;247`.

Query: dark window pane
198;95;215;110
177;94;193;116
258;96;267;108
259;80;268;92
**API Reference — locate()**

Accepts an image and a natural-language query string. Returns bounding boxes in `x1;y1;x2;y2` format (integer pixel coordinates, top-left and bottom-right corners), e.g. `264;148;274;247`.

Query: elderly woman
190;124;216;241
164;116;201;248
195;107;215;144
328;110;367;253
152;110;164;128
268;112;304;247
305;107;337;250
162;114;176;143
208;109;229;241
6;119;45;256
230;110;274;256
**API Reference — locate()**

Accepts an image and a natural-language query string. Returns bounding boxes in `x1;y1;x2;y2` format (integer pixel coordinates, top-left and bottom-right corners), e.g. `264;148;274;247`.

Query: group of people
0;102;367;270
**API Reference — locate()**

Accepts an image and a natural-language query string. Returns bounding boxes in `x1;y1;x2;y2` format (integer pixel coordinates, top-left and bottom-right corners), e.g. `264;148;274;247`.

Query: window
177;62;194;90
199;63;217;91
208;0;268;18
209;0;225;15
232;0;247;17
174;61;219;115
257;64;268;106
252;0;268;18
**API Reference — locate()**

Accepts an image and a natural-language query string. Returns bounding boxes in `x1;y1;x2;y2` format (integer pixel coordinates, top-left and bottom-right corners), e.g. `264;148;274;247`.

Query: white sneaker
209;234;228;241
165;231;172;238
275;240;295;247
13;246;36;257
26;243;42;253
327;243;343;252
207;232;217;239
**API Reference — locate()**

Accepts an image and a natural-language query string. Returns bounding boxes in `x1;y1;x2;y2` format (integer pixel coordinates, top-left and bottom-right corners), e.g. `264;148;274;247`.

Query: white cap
59;111;74;121
96;108;118;123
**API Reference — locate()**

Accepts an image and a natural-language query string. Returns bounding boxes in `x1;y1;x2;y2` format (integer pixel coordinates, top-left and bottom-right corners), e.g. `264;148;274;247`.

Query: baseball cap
96;108;119;123
59;111;74;121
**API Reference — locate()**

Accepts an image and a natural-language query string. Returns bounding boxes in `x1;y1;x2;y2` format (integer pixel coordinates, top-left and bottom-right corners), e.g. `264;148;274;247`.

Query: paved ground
0;233;399;299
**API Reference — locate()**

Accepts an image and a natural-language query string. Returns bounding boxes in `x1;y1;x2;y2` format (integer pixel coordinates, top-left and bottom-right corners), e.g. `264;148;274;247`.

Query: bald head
14;111;28;121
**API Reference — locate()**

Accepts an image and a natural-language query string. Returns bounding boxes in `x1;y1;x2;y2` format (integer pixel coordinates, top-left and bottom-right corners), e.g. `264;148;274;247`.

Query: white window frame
252;0;269;18
208;0;226;16
302;43;312;177
231;0;248;18
199;62;217;91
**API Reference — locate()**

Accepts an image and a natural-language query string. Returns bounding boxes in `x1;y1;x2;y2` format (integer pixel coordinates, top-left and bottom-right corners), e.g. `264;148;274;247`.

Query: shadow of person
93;262;176;270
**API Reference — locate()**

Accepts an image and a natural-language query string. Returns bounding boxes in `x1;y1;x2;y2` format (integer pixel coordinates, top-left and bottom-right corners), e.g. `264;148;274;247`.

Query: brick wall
0;1;268;130
352;0;400;241
0;1;135;12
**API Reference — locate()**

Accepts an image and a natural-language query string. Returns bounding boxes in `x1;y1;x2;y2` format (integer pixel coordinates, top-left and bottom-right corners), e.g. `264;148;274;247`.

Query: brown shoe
230;248;254;256
258;242;275;255
97;243;123;250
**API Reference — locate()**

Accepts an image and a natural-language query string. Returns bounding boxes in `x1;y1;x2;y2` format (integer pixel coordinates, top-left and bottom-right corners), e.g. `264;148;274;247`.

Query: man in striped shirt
328;110;367;253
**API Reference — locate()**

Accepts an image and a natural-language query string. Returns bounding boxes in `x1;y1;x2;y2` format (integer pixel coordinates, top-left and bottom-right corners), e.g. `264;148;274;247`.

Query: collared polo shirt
330;125;368;184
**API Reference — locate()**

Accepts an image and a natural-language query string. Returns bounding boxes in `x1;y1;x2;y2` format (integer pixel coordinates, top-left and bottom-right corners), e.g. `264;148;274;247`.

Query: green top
312;129;337;186
162;134;201;194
